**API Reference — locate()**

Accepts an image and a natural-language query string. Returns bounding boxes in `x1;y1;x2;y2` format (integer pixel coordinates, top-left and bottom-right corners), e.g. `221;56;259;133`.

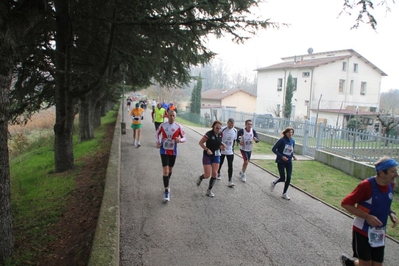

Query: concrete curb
88;104;121;266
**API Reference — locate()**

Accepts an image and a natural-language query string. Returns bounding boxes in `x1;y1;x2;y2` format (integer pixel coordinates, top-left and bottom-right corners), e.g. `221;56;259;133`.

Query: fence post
316;122;324;150
303;120;309;155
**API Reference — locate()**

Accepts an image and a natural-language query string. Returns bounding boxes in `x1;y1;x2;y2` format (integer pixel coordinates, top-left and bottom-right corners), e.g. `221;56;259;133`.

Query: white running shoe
228;181;235;187
216;173;221;180
239;171;243;177
206;189;214;197
270;181;276;192
281;193;290;200
240;173;246;182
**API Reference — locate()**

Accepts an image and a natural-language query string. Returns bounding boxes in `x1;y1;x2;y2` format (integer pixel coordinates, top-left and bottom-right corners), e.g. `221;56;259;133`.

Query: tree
341;0;395;29
346;118;366;131
376;114;399;137
379;89;399;115
283;73;294;119
1;0;49;261
190;75;202;116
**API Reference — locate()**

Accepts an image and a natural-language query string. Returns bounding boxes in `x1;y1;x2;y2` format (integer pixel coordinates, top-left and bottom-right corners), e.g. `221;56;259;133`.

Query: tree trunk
0;43;14;264
53;0;75;172
93;101;102;128
79;94;95;141
100;99;108;117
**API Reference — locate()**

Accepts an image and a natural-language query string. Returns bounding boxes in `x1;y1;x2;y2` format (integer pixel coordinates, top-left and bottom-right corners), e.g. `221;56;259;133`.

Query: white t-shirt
221;126;237;155
239;128;255;152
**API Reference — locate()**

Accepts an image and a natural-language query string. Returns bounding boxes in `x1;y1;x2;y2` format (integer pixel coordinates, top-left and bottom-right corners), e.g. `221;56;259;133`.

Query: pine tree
283;73;294;119
190;75;202;115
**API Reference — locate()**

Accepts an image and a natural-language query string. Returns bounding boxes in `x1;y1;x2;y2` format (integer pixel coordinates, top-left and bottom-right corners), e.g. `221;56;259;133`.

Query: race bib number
214;149;221;156
283;144;293;156
225;139;233;146
163;139;175;150
368;226;386;247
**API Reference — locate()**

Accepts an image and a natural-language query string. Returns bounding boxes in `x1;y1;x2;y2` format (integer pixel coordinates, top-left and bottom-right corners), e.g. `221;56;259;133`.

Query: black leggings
218;154;234;181
276;162;292;194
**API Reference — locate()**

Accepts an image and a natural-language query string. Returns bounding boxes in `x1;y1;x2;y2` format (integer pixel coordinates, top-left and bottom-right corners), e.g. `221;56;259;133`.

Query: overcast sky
207;0;398;92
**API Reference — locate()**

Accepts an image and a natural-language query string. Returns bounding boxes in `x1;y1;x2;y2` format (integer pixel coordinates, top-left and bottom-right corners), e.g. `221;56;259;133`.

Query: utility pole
314;94;322;137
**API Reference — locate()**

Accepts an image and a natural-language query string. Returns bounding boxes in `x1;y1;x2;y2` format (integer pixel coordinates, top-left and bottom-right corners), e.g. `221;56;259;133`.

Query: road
119;108;399;266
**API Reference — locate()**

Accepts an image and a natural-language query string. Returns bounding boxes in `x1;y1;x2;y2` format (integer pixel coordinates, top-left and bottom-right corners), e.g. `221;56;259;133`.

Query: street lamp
120;64;128;134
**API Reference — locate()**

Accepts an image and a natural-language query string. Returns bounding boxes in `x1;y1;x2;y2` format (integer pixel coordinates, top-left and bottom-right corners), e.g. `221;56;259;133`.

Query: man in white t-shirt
217;118;237;187
236;119;259;182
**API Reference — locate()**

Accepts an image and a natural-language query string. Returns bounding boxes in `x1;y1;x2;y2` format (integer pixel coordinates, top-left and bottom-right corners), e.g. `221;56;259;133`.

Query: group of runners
129;104;398;266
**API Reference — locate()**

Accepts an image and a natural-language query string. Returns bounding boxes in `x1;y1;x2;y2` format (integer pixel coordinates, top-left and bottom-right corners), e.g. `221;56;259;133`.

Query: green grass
176;118;399;241
8;107;118;265
176;116;207;128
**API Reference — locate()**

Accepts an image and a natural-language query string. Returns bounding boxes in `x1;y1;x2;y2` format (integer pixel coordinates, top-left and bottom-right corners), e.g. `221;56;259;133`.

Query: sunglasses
215;126;222;129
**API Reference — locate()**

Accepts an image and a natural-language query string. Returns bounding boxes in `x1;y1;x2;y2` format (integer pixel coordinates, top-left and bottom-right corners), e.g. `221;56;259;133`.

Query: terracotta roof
256;55;350;71
256;49;387;76
201;89;256;100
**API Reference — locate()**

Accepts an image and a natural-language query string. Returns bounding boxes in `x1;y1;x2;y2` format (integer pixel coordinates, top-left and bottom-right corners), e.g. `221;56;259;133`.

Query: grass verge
8;107;118;265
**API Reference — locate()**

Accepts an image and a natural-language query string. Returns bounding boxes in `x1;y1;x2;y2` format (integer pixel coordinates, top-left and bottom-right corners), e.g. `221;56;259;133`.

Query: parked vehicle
254;114;274;128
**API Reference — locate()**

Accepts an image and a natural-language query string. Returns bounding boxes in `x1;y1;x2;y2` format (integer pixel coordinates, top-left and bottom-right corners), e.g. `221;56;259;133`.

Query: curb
88;103;121;266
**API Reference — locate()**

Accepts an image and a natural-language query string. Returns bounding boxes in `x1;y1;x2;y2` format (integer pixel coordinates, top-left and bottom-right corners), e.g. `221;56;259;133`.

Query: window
339;79;345;93
342;62;347;71
277;78;282;91
353;63;358;73
350;80;354;94
302;72;310;77
360;82;367;95
370;107;377;112
293;78;297;91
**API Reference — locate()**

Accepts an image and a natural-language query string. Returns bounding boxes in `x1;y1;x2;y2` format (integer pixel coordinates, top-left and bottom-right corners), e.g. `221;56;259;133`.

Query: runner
152;102;167;131
196;120;226;197
236;119;259;182
129;102;144;147
156;110;186;202
217;118;237;187
270;127;297;200
126;97;132;112
340;156;398;266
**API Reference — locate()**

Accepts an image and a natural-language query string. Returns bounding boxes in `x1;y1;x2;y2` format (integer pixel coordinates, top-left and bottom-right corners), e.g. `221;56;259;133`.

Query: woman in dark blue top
270;127;296;200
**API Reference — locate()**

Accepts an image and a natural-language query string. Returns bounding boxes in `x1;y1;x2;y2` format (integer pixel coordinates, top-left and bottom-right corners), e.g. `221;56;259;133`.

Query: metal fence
180;108;399;164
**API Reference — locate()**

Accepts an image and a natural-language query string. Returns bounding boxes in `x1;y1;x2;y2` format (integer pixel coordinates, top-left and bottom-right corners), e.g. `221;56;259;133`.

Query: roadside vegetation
176;116;399;241
7;107;117;265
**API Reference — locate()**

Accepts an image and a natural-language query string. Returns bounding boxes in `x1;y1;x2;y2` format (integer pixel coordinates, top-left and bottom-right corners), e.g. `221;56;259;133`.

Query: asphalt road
119;108;399;266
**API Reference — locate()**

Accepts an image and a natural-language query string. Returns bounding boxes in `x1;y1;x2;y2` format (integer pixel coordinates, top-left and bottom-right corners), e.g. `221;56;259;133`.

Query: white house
255;49;387;128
